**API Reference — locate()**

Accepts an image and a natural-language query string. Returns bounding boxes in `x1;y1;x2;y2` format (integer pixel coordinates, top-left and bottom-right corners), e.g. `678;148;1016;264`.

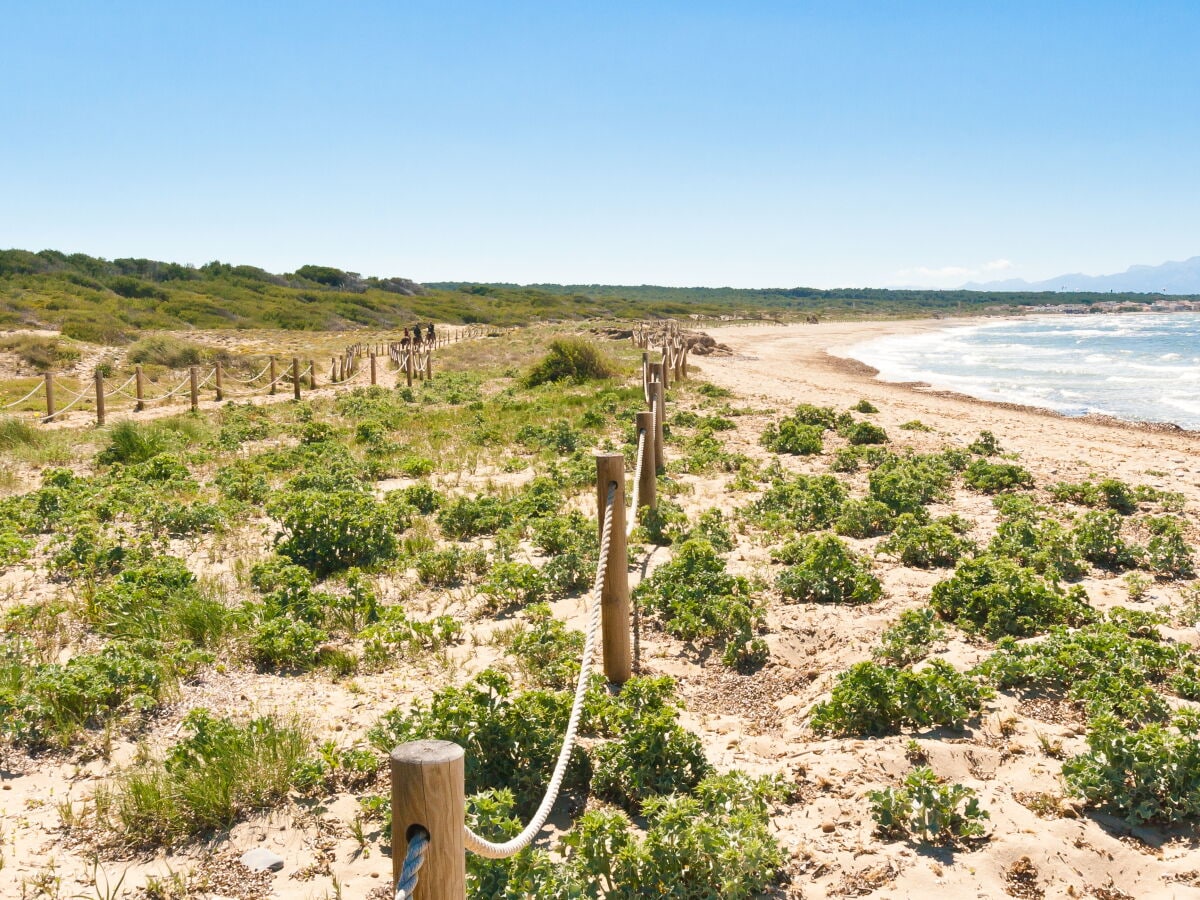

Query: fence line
3;324;509;427
390;329;677;899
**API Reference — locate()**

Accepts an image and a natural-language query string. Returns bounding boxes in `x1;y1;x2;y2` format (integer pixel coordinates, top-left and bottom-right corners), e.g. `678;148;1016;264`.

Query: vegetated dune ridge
0;319;1198;899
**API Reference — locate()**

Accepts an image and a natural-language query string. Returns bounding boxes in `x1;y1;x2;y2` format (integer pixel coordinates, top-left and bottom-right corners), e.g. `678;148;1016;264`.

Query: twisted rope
222;361;273;384
45;385;93;419
101;373;138;399
1;381;46;410
627;427;645;538
463;485;618;859
141;376;193;403
393;829;429;900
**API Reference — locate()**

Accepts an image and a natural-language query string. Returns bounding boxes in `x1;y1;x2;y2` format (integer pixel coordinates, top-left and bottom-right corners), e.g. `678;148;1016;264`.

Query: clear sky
4;1;1199;288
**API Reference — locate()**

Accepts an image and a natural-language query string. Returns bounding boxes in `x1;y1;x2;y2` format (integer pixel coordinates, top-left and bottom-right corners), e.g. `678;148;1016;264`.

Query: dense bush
522;338;616;387
834;499;895;538
761;419;824;455
869;767;989;845
775;534;882;605
930;554;1094;638
269;487;401;577
748;473;847;533
987;495;1086;581
878;514;975;568
1071;510;1142;571
961;459;1034;493
840;420;889;445
1050;477;1139;514
633;539;763;664
415;545;489;586
869;454;952;514
1063;713;1200;824
810;660;990;737
437;494;516;539
1144;515;1195;579
479;562;549;611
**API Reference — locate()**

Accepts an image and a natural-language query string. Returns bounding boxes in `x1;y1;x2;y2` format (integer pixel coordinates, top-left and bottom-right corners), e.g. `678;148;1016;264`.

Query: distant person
401;328;411;349
412;325;423;346
426;323;435;342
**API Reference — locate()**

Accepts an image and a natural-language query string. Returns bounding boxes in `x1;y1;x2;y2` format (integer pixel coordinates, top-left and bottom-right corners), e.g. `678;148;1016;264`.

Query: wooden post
641;351;650;401
370;353;377;386
269;357;278;394
308;360;317;388
42;373;54;422
660;346;671;391
134;365;145;412
650;377;665;472
214;361;224;401
390;740;466;900
595;453;631;684
636;411;656;511
189;366;199;412
94;370;105;426
425;347;433;381
405;350;414;388
292;358;301;400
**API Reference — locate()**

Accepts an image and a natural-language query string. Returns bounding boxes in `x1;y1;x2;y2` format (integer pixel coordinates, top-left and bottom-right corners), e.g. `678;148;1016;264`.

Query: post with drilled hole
595;453;631;684
292;358;301;400
134;365;145;412
42;373;54;423
390;740;466;900
636;411;656;511
650;377;665;473
94;370;105;426
189;367;199;412
214;361;224;401
269;356;278;394
370;353;377;386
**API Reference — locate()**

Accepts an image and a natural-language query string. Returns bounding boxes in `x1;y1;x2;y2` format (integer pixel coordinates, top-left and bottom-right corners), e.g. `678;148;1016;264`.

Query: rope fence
389;330;677;899
0;323;508;427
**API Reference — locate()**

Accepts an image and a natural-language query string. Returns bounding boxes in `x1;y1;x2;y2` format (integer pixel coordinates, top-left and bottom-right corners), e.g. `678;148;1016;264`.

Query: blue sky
4;1;1199;288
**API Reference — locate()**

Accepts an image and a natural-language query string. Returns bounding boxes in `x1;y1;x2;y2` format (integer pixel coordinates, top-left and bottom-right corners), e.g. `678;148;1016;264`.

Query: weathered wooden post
214;361;224;401
660;346;671;391
94;370;105;426
650;377;665;473
134;365;145;412
370;353;377;386
42;373;54;423
636;410;656;511
641;351;650;401
189;367;199;412
292;358;301;400
405;350;414;388
308;359;317;388
390;740;467;900
595;453;631;684
269;357;278;394
425;347;433;381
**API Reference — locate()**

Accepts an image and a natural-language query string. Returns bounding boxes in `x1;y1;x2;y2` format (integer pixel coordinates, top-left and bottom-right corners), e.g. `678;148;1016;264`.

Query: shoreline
719;316;1200;438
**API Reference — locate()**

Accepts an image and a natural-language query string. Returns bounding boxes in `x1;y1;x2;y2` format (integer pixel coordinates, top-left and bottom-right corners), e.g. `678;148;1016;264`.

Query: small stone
821;821;836;833
240;848;284;873
371;872;380;878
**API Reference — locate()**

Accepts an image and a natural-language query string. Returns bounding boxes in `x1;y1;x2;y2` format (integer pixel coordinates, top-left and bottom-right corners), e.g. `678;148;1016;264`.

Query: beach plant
775;534;882;605
1143;515;1195;579
632;539;763;661
479;562;548;611
1050;477;1139;514
748;473;847;533
522;338;616;387
899;419;933;432
102;708;311;846
961;459;1034;493
360;607;460;670
930;554;1094;638
873;608;948;667
761;419;823;455
495;603;585;691
851;399;879;413
415;545;489;587
1063;713;1200;824
810;660;990;737
685;507;736;553
839;420;889;445
437;493;517;539
1071;510;1142;570
868;767;989;845
269;487;401;577
834;499;895;538
967;430;1002;456
868;453;953;514
988;495;1087;581
637;498;690;546
878;514;975;568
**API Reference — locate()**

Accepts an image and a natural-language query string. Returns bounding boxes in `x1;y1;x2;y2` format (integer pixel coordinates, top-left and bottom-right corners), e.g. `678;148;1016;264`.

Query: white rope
142;376;193;403
101;373;138;399
462;485;618;859
394;829;429;900
1;381;46;410
222;361;273;384
627;427;645;538
45;386;92;418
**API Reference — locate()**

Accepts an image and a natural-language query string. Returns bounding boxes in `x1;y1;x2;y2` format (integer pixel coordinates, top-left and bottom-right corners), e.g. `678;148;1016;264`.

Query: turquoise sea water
844;313;1200;430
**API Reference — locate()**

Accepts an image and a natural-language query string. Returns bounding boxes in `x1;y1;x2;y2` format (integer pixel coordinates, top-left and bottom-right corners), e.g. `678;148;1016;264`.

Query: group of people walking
401;323;435;347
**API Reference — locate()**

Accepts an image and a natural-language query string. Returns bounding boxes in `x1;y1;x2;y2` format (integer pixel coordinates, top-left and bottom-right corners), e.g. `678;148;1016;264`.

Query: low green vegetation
775;534;882;605
868;767;989;845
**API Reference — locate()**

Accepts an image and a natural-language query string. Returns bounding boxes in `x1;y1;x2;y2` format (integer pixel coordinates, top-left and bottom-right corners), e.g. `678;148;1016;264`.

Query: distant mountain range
964;256;1200;294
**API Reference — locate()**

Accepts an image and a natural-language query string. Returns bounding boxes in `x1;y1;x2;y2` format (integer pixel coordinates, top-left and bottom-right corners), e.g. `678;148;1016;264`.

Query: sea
844;312;1200;430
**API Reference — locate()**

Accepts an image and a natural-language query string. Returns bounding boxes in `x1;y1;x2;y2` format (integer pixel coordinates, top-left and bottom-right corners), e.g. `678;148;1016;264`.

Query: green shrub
840;421;889;445
415;546;489;586
930;554;1094;638
360;607;460;669
248;615;327;670
369;670;587;818
1071;510;1142;570
987;497;1086;581
0;334;80;371
775;534;881;605
961;459;1034;493
126;335;208;369
98;421;176;465
877;514;975;568
873;608;948;667
496;604;585;690
437;494;516;539
786;403;846;430
868;767;989;845
834;499;895;538
761;420;823;455
810;660;989;737
966;430;1002;456
633;539;763;664
869;454;952;514
899;420;933;432
522;338;616;387
480;562;548;611
1063;713;1200;824
748;473;847;533
269;488;400;577
686;508;736;553
106;708;310;846
1144;515;1195;579
851;399;879;413
636;498;691;546
1050;477;1139;514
